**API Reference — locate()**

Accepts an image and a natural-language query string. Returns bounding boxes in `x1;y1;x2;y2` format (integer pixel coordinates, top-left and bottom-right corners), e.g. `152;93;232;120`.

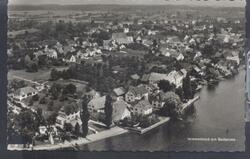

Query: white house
88;96;106;113
130;100;153;116
125;86;148;103
13;86;38;101
55;111;81;129
69;55;77;63
47;49;58;59
112;100;131;122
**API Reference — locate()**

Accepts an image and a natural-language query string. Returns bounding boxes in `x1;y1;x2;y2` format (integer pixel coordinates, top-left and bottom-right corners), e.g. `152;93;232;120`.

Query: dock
182;96;200;111
127;117;170;134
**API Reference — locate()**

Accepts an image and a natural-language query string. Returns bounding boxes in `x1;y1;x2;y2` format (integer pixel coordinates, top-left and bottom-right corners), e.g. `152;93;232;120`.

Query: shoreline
7;68;243;151
8;126;128;151
7;96;202;151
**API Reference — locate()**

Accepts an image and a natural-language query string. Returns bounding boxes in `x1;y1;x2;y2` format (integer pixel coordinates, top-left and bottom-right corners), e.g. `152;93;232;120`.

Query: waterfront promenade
8;127;128;151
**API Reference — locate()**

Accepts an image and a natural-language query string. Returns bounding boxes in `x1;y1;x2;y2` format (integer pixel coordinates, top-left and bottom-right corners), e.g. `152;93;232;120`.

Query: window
56;119;62;125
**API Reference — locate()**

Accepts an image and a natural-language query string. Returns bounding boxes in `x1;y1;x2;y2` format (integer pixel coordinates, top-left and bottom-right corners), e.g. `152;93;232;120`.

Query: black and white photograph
6;0;246;152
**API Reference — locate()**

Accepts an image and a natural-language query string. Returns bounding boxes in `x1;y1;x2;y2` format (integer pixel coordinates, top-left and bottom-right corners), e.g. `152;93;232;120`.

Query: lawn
8;66;69;83
22;90;78;120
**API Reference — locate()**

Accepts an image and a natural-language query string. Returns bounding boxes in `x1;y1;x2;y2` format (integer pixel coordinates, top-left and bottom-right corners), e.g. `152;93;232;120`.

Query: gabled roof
112;33;127;40
141;74;150;82
127;85;148;97
88;96;106;110
148;72;168;82
149;91;168;103
130;74;140;80
14;86;37;96
193;65;202;73
132;100;152;110
180;69;187;76
113;87;126;96
112;100;130;121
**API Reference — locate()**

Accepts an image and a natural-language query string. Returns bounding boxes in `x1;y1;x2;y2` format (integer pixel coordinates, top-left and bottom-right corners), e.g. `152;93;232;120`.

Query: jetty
182;96;200;112
127;117;170;134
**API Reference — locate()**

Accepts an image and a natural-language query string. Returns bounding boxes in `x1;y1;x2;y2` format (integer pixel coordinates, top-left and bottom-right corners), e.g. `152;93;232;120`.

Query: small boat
208;79;219;87
132;123;140;128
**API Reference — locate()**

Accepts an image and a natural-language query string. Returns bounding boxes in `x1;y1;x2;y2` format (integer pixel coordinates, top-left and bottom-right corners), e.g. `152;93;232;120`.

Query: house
194;51;202;59
46;49;58;59
39;126;48;135
180;69;187;77
55;110;81;129
54;42;64;54
192;65;204;76
112;33;133;44
171;52;184;61
13;86;38;101
166;70;186;88
76;51;85;59
142;39;153;47
136;36;142;43
64;54;77;63
226;55;240;66
125;86;148;103
103;40;112;50
148;72;168;84
130;100;153;116
34;50;44;58
167;36;181;45
112;100;131;122
130;74;140;80
70;55;77;63
160;47;172;57
113;87;126;100
141;74;151;83
88;96;106;113
124;28;129;33
149;91;167;110
144;84;158;94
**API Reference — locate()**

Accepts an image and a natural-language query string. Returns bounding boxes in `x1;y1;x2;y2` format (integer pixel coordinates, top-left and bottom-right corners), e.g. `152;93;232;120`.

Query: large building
13;86;38;101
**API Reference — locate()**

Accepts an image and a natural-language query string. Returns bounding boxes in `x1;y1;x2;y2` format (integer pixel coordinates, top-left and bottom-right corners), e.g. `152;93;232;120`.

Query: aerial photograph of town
7;0;246;151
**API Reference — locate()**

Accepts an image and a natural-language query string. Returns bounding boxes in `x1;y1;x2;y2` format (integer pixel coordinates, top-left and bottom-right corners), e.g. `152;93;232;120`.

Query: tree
24;54;31;67
182;73;193;100
24;54;38;72
47;100;54;111
104;95;113;128
9;79;27;90
74;122;80;136
28;62;38;72
39;96;48;104
175;87;184;101
64;123;73;132
36;108;45;127
160;92;182;119
63;83;76;95
17;109;38;142
32;94;39;101
28;98;34;106
49;83;62;100
50;68;61;81
64;103;78;116
47;112;58;125
80;95;90;138
158;80;175;93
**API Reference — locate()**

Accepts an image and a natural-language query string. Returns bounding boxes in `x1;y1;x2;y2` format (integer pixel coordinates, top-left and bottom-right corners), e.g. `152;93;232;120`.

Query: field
8;66;69;83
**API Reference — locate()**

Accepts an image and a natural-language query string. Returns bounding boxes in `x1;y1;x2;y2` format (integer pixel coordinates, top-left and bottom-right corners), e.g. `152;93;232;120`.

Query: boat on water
208;79;219;87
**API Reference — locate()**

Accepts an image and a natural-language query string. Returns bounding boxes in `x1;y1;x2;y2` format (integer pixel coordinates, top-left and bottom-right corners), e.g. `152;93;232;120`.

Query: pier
182;96;200;112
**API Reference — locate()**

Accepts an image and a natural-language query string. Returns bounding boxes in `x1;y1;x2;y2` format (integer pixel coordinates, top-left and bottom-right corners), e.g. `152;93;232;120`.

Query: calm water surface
80;70;245;151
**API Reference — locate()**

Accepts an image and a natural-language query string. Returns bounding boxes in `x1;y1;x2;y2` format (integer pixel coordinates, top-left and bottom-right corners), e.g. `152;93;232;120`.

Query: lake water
79;70;246;151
